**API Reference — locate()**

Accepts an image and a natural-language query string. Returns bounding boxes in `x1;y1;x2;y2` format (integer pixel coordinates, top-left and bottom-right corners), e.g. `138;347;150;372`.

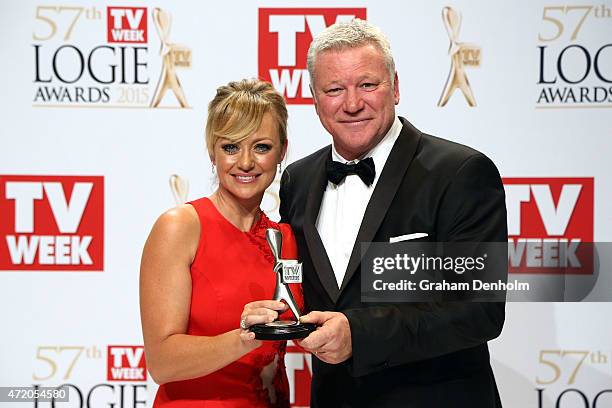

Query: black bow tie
326;157;376;186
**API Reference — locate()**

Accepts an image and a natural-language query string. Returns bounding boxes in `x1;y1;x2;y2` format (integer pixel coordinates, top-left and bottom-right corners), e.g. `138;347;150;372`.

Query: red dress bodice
153;197;303;408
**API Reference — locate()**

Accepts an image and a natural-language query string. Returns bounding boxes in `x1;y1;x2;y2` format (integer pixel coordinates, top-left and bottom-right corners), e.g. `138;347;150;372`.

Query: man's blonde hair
307;19;396;85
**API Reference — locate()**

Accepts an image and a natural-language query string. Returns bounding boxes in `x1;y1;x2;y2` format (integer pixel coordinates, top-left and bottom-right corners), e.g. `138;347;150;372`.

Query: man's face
311;44;400;160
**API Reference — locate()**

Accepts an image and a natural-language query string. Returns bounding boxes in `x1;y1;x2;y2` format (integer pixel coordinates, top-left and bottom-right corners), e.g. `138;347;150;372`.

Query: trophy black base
250;320;316;340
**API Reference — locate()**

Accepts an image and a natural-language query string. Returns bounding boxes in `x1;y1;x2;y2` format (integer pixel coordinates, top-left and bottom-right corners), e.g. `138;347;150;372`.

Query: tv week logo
0;175;104;271
107;7;148;43
258;8;367;104
286;341;312;407
503;178;593;274
107;346;146;381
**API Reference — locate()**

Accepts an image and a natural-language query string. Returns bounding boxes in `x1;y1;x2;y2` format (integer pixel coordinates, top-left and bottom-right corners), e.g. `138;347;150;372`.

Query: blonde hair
205;79;288;157
307;19;395;85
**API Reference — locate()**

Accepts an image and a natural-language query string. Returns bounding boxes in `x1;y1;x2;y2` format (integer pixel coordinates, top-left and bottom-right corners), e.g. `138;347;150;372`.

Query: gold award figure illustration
438;7;481;107
169;174;189;205
150;8;191;108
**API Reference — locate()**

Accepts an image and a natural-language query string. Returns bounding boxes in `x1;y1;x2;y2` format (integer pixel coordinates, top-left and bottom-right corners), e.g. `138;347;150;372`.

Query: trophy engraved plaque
250;228;316;340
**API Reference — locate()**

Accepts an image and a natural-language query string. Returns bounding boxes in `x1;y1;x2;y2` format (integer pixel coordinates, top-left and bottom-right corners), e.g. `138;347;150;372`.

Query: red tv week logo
503;178;593;274
0;175;104;271
259;8;367;104
107;345;146;381
285;341;312;407
107;7;148;43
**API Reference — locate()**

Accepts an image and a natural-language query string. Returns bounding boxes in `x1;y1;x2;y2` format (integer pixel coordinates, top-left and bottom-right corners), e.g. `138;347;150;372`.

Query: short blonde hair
205;79;288;157
307;19;396;85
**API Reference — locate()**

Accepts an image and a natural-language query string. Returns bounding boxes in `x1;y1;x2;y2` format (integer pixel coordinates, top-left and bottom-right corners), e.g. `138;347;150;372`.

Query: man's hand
297;311;352;364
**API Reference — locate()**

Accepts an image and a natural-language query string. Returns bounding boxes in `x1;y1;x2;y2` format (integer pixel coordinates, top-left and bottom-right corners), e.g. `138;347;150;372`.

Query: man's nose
343;88;364;114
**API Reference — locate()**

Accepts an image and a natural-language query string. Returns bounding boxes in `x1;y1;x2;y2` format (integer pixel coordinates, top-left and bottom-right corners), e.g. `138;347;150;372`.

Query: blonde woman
140;79;301;408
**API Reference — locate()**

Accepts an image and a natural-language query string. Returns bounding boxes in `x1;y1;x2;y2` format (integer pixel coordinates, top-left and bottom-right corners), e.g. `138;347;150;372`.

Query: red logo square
258;8;367;105
503;177;594;274
107;7;148;43
286;341;312;407
0;175;104;271
107;345;147;382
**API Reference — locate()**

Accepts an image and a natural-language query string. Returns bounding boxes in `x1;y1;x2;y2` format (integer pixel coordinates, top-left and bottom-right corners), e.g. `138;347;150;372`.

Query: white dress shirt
316;116;403;288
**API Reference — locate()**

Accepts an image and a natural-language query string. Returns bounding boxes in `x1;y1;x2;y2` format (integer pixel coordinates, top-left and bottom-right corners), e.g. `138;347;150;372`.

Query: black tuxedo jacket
280;117;507;408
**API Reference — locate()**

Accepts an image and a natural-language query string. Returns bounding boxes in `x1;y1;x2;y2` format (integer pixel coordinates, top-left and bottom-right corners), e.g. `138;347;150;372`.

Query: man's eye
360;83;377;89
254;144;272;153
222;144;239;154
325;88;342;95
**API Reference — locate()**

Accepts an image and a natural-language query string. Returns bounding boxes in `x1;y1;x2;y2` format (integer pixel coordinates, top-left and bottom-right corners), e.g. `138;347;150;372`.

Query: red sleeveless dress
153;197;303;408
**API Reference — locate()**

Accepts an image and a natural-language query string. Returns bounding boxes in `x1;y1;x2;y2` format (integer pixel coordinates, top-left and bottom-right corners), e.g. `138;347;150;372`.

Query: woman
140;79;301;407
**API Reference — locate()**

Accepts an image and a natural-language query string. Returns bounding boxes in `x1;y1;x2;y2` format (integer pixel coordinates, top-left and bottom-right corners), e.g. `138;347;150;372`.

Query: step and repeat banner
1;1;611;407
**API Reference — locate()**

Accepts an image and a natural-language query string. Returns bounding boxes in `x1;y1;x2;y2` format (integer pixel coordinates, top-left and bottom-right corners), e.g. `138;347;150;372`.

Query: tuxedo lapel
303;147;340;303
339;118;422;294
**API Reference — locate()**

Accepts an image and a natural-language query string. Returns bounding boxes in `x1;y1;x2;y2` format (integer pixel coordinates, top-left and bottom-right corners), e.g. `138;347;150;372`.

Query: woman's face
212;112;286;205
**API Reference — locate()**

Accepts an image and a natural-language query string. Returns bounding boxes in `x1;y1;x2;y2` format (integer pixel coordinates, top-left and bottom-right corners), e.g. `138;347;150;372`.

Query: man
280;19;507;407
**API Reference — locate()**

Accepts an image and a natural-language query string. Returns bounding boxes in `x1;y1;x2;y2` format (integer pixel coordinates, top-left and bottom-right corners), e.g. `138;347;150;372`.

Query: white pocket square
389;233;429;243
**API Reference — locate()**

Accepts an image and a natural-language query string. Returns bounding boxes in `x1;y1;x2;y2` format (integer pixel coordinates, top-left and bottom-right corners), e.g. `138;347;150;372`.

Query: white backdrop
1;1;611;407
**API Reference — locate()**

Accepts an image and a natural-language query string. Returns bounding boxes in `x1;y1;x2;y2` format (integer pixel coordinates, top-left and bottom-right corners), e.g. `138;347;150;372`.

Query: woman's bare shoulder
145;204;200;261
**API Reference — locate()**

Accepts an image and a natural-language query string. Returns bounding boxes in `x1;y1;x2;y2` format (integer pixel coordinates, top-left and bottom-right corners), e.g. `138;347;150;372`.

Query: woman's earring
211;164;216;176
277;163;282;175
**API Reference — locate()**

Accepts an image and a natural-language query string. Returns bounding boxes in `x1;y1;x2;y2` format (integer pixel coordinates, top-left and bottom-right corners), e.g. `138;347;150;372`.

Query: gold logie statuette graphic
169;174;189;205
151;8;192;108
438;7;481;107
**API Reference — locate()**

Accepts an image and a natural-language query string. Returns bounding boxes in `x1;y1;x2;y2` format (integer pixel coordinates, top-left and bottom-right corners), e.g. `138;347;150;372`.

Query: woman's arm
140;205;283;384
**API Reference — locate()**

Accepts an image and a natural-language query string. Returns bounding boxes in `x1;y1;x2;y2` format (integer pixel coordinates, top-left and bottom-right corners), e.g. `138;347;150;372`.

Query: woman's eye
222;144;239;154
254;144;272;153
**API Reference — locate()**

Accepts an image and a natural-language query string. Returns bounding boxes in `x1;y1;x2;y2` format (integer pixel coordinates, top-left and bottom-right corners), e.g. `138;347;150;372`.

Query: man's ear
310;84;320;115
393;72;400;105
